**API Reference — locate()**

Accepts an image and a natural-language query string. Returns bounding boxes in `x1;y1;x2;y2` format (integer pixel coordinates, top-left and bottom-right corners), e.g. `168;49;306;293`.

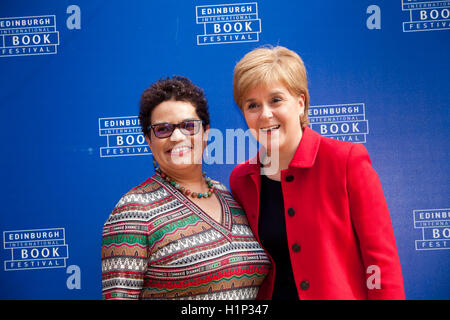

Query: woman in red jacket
229;45;405;300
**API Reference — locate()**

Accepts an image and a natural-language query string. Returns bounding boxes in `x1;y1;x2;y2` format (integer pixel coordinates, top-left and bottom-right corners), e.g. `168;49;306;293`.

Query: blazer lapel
289;126;321;168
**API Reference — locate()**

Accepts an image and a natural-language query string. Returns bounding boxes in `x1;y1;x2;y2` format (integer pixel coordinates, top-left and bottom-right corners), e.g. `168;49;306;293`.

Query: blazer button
292;243;301;252
300;281;309;290
285;175;294;182
287;208;295;217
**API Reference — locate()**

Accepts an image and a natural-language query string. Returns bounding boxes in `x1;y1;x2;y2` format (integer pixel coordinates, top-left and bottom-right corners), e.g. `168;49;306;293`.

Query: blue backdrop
0;0;449;300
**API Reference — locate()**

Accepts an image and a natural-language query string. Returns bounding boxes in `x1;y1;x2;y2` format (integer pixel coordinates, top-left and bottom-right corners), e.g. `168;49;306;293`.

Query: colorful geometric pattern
102;173;271;300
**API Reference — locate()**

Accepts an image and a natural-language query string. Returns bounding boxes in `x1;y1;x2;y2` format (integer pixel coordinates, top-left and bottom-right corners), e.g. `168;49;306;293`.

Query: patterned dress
102;173;271;300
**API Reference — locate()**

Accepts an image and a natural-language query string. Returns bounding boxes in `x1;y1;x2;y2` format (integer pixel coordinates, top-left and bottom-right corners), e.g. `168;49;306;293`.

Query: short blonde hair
233;45;310;128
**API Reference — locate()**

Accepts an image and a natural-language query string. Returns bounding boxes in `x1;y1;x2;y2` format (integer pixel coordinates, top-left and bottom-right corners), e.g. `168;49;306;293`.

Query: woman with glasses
229;46;405;300
101;76;270;300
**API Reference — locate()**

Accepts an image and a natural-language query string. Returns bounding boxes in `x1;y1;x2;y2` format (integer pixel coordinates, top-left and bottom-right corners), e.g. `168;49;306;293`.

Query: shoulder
229;160;258;203
115;175;165;207
319;134;352;154
104;175;167;225
317;135;369;163
318;137;375;186
230;158;257;182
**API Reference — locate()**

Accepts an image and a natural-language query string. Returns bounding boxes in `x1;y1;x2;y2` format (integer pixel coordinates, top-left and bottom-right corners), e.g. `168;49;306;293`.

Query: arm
346;143;405;300
101;199;149;300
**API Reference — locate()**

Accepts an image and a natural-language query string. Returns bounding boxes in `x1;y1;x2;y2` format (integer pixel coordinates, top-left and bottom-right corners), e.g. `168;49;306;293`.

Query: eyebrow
244;90;285;103
151;118;200;126
269;90;285;96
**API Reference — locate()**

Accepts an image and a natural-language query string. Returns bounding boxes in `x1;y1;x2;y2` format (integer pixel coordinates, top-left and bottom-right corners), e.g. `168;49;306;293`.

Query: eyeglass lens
153;120;201;138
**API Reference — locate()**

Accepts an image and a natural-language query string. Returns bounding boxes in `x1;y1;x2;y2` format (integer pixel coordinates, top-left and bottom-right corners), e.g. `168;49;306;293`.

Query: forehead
244;82;291;100
151;100;198;123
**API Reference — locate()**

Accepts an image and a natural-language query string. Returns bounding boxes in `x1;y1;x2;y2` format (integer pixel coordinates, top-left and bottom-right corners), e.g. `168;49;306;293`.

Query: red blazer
229;127;405;300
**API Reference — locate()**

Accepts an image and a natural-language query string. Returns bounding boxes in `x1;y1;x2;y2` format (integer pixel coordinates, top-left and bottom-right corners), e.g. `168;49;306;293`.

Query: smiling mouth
167;145;192;155
260;125;280;133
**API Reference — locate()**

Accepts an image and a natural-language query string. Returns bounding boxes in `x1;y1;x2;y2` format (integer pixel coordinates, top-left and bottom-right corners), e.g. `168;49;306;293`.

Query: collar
234;126;321;177
288;126;321;168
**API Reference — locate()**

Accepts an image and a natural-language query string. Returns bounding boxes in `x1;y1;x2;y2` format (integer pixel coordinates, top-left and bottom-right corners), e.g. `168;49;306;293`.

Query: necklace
156;168;215;199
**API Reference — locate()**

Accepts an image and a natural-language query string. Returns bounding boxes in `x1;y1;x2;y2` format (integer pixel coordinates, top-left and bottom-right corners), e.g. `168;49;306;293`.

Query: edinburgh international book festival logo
196;2;262;45
98;116;150;157
402;0;450;32
308;103;369;143
0;15;60;58
3;228;69;271
413;208;450;250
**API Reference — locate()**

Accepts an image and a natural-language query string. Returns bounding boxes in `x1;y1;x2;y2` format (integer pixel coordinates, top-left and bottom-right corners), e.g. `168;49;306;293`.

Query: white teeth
170;146;191;153
260;125;280;132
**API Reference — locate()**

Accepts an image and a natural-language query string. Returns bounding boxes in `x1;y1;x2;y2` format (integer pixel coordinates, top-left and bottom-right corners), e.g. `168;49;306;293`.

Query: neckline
261;174;281;183
154;174;233;239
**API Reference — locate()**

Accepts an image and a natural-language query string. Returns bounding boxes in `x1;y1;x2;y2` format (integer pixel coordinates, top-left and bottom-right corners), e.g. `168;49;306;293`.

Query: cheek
151;141;164;156
192;132;205;150
244;117;261;141
243;113;258;129
280;106;299;124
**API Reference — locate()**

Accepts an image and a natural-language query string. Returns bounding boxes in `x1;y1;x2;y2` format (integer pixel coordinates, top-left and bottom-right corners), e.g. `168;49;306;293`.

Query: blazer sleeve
346;143;405;300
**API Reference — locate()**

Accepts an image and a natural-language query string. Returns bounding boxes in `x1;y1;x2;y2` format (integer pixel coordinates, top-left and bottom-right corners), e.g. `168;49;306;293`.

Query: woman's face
146;100;207;175
242;82;305;156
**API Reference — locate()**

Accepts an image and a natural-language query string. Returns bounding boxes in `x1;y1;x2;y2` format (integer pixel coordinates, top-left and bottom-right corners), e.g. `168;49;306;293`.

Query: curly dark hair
139;76;210;138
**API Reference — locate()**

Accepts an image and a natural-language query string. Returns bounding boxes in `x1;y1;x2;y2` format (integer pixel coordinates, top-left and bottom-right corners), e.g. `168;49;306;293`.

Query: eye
271;96;282;104
154;124;171;134
181;120;197;133
247;102;259;110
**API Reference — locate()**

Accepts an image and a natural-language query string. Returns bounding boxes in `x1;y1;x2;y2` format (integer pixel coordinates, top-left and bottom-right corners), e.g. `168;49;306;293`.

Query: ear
202;125;210;148
145;135;152;149
298;94;305;115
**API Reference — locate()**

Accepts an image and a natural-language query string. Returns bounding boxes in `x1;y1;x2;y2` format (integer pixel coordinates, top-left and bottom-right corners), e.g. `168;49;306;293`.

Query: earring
153;157;158;170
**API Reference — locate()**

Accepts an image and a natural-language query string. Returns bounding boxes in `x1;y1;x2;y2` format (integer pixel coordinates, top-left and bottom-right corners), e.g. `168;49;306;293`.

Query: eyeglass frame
147;119;205;139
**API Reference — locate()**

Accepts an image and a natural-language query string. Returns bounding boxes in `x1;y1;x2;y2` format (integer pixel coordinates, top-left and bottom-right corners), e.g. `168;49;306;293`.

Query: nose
169;127;185;142
260;104;273;120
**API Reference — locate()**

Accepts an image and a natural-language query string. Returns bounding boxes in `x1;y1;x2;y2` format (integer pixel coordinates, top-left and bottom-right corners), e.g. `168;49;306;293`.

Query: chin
261;138;283;154
169;154;203;168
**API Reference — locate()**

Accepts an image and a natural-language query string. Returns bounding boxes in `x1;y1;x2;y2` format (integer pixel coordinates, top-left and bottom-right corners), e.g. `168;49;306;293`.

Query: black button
287;208;295;217
285;175;294;182
292;243;301;252
300;281;309;290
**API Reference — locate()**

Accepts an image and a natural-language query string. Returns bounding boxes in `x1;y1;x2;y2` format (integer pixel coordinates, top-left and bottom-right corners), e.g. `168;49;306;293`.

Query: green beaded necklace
156;168;215;199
